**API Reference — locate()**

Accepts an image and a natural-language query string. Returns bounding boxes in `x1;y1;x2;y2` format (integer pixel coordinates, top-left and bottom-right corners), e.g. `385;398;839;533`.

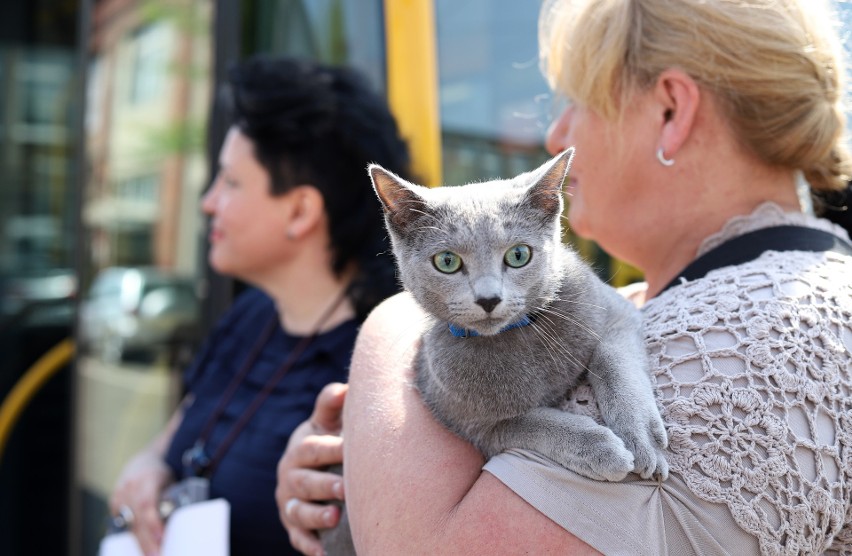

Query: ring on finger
285;497;299;519
113;504;135;530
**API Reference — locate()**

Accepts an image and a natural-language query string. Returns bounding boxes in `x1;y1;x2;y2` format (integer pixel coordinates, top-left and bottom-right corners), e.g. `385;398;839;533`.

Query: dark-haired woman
108;55;410;556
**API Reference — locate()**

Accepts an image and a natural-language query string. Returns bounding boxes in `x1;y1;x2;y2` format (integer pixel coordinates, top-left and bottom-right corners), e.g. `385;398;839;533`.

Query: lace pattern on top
696;202;851;256
633;205;852;555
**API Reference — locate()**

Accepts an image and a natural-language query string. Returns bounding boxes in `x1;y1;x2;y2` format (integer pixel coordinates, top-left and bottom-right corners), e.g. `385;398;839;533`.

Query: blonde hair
539;0;852;192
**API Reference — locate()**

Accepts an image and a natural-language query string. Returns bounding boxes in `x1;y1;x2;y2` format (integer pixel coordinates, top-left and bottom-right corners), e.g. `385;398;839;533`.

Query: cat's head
369;148;574;336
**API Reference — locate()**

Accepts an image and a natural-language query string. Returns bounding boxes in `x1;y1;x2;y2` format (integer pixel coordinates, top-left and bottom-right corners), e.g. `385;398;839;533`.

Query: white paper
99;531;142;556
99;498;230;556
161;498;230;555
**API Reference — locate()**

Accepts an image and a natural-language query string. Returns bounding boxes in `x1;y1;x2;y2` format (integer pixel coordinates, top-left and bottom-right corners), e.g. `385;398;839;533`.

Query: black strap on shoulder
659;225;852;295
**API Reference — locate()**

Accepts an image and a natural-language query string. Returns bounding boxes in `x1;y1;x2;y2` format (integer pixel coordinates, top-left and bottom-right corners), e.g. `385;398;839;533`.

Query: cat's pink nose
476;296;501;313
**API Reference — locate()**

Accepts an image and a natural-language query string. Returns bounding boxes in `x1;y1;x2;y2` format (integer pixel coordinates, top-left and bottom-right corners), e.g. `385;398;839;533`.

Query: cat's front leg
587;320;669;480
483;408;635;481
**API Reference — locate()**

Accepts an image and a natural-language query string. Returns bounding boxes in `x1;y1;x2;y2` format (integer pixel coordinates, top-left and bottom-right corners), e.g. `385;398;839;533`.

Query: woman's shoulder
362;291;423;327
642;248;852;345
352;292;427;371
189;288;275;363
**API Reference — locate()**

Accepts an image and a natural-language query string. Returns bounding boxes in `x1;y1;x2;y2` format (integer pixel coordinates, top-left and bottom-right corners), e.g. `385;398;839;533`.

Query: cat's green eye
504;244;532;268
433;251;463;274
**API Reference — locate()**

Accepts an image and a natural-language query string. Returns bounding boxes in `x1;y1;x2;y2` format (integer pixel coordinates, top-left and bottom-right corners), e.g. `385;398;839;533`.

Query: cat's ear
369;164;428;232
526;147;574;217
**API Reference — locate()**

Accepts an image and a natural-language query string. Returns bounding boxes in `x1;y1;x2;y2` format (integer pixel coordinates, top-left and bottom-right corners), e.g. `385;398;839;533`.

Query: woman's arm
344;293;601;554
110;396;189;554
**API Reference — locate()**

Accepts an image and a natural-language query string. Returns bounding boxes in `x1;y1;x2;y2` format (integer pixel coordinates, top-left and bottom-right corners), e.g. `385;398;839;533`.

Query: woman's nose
545;107;572;156
201;176;220;214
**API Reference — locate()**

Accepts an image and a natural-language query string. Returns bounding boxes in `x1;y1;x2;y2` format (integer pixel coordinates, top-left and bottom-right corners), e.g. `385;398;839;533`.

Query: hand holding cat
276;382;347;556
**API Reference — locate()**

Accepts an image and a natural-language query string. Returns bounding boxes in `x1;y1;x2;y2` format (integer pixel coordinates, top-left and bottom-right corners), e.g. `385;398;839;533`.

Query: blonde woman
277;1;852;554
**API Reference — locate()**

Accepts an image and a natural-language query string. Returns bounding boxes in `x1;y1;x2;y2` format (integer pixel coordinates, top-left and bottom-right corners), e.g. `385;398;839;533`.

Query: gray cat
370;148;668;481
321;149;668;555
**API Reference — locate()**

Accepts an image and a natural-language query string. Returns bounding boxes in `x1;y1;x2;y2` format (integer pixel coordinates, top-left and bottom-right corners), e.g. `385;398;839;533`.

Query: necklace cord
189;290;349;477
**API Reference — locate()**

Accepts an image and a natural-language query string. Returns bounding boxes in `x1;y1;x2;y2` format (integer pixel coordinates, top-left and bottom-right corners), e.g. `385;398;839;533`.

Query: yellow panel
383;0;442;186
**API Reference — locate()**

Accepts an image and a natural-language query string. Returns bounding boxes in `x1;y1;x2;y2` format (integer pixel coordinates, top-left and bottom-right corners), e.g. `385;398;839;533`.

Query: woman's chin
566;207;591;238
208;252;233;275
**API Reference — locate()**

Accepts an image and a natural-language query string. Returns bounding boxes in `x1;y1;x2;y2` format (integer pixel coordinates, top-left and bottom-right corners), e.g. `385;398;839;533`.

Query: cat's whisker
532;322;604;382
551;298;607;313
529;314;584;367
529;318;602;381
537;303;599;329
526;320;571;374
534;305;602;343
550;292;607;312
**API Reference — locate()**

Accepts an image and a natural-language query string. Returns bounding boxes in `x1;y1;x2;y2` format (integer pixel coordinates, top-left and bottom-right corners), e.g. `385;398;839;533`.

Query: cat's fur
321;149;668;555
370;148;668;481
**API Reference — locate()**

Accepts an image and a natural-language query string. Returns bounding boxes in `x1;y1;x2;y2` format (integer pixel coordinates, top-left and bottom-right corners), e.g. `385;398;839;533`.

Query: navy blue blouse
164;288;357;555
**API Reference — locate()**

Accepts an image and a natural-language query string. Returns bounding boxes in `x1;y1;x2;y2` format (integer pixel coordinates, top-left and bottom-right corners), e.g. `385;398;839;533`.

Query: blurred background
0;1;849;555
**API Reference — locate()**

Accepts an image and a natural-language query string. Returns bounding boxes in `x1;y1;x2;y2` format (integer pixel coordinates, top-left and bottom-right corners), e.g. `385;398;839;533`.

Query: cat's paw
555;426;635;482
613;411;669;481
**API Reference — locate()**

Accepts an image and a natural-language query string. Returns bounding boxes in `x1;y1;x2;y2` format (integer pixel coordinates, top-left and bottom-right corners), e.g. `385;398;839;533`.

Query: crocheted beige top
484;203;852;555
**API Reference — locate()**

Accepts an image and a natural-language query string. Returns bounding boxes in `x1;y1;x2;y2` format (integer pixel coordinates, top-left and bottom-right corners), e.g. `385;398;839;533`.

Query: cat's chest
416;325;585;415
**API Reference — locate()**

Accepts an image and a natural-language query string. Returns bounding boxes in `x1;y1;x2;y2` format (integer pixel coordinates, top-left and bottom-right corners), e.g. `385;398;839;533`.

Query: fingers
288;432;345;471
111;484;165;555
280;497;341;555
280;467;344;504
275;435;344;514
310;382;348;434
134;501;165;556
276;405;346;555
287;526;325;556
277;465;343;556
110;455;172;556
288;499;340;555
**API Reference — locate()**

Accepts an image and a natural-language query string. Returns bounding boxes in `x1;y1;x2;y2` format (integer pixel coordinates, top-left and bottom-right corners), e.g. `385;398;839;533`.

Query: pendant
182;440;212;477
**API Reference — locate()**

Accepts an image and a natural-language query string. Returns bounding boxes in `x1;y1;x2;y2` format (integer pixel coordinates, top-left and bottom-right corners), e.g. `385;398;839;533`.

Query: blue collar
447;314;534;338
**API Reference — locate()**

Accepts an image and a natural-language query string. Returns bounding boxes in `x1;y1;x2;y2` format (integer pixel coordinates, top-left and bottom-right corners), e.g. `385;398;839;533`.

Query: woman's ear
654;69;701;160
285;185;326;240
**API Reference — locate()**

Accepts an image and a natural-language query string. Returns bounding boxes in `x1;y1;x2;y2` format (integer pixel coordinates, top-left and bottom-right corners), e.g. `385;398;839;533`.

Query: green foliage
139;0;207;35
133;0;210;159
137;119;206;158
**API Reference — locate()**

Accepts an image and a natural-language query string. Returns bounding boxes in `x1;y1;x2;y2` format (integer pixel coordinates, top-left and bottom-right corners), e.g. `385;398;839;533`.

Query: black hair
225;55;412;321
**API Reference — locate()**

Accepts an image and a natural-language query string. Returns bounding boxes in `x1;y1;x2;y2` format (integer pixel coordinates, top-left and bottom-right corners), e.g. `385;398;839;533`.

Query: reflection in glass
433;0;641;284
435;0;552;188
247;0;385;91
75;2;213;553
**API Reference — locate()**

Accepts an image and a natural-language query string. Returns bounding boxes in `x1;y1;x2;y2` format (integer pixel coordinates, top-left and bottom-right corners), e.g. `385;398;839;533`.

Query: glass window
0;5;80;556
74;2;213;553
117;174;160;203
246;0;386;91
433;0;633;281
20;50;74;125
129;23;173;105
436;0;549;147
